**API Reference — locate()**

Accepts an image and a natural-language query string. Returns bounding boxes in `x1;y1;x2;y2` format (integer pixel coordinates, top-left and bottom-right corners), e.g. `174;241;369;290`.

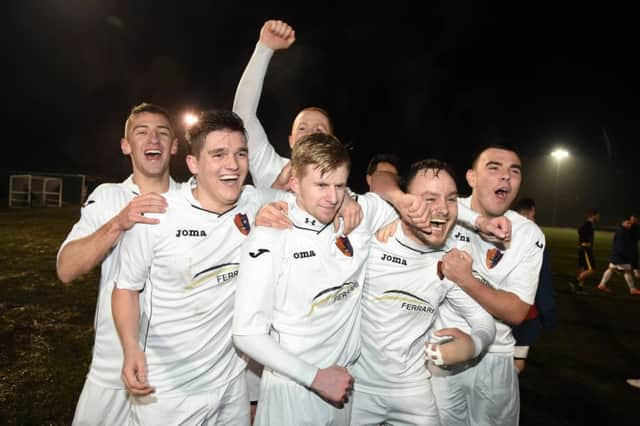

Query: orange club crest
336;235;353;257
234;213;251;235
485;248;503;269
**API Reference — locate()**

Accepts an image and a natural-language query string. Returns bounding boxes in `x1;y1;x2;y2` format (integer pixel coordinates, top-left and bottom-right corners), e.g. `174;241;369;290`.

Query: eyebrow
132;124;171;131
422;190;459;197
486;160;521;170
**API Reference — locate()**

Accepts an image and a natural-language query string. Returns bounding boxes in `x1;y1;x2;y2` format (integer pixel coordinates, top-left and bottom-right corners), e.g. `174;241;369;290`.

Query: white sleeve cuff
233;334;318;387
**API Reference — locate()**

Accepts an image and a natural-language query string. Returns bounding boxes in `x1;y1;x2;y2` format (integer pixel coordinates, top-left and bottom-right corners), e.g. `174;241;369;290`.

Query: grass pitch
0;207;638;425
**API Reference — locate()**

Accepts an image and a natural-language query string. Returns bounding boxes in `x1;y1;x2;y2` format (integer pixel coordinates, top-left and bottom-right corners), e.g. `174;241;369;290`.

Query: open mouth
495;187;510;200
144;149;162;159
430;218;447;232
219;175;240;185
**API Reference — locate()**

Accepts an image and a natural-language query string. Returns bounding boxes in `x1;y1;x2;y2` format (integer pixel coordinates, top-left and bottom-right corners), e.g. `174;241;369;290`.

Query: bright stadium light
183;112;199;128
551;148;569;160
550;148;570;226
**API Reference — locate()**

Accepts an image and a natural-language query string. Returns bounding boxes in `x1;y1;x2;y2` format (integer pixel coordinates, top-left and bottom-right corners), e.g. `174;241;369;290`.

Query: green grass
0;210;638;424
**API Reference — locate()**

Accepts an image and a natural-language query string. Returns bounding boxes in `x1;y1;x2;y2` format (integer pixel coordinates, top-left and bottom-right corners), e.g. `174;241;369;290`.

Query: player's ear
288;134;296;149
186;154;199;175
170;138;178;155
465;169;476;189
121;138;132;155
289;173;299;193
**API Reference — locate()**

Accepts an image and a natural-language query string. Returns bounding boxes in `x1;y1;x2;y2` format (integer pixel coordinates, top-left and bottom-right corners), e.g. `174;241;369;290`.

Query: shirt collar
289;201;332;234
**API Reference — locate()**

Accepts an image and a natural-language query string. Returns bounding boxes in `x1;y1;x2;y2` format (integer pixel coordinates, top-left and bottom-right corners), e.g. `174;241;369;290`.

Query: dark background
5;1;638;227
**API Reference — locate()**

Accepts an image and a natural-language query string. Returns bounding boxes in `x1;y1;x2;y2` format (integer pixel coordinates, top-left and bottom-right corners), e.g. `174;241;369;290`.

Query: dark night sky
5;1;638;226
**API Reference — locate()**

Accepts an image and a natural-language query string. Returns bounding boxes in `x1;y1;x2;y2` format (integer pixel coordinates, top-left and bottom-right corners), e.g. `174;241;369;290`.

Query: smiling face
404;167;458;247
466;148;522;217
121;111;177;180
186;129;248;212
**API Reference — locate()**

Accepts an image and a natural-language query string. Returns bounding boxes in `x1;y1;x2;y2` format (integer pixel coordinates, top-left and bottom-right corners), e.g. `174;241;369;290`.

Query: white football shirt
57;176;181;388
115;178;284;395
233;193;398;384
354;222;495;395
435;196;545;353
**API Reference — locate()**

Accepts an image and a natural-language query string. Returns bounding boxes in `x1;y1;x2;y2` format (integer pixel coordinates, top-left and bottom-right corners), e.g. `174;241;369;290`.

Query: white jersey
233;193;397;381
435;196;545;354
354;223;495;396
233;41;289;188
57;176;180;388
115;178;285;396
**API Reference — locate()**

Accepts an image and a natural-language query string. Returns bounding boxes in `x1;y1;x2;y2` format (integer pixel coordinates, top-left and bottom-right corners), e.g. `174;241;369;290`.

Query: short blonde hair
291;133;350;179
124;102;173;138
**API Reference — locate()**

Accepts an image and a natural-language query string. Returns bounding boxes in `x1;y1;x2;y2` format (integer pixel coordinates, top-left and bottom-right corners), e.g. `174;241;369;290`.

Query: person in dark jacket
511;197;557;373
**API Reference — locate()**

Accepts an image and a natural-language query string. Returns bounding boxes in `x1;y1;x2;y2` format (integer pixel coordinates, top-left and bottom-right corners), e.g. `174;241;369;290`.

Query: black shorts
578;246;595;270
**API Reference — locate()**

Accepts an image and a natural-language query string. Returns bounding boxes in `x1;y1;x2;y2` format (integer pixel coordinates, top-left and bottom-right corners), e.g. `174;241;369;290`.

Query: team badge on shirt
486;248;504;269
234;213;250;235
336;235;353;257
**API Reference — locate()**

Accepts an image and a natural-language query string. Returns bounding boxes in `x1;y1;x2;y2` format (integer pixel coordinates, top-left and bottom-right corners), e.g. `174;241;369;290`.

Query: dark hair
186;110;247;156
470;143;520;169
124;102;173;137
512;197;536;212
404;159;456;190
366;153;401;176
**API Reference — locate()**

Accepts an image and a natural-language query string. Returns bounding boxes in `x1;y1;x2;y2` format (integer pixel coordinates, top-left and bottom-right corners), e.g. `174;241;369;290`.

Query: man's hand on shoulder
116;192;167;232
475;215;511;245
255;201;291;229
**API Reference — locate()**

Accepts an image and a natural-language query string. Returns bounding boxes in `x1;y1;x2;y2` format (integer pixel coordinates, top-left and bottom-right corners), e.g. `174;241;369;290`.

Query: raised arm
56;192;167;283
232;20;295;187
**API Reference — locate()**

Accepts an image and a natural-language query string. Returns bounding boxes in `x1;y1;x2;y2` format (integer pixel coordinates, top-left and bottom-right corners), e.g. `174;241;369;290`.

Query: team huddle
57;20;545;426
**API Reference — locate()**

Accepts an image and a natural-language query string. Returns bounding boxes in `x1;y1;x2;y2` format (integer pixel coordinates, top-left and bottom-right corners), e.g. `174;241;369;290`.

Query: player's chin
317;207;339;223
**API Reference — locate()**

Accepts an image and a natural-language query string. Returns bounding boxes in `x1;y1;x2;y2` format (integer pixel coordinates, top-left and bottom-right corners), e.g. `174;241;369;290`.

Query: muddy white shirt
114;179;285;395
57;176;181;388
354;223;495;395
435;196;545;354
233;42;289;188
233;193;397;386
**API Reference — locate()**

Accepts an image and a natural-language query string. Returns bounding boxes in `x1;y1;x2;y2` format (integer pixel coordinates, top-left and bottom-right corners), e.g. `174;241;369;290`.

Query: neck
469;194;488;217
401;221;427;247
132;172;170;194
192;186;235;213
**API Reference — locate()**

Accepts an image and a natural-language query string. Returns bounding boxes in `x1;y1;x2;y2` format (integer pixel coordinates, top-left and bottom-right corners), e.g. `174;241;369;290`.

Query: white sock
599;269;613;287
624;272;636;290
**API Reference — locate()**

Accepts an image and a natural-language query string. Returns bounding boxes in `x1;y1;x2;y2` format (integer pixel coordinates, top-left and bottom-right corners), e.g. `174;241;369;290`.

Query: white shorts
513;345;530;359
609;263;633;271
255;369;352;426
431;352;520;426
72;379;130;426
351;387;440;426
130;372;249;426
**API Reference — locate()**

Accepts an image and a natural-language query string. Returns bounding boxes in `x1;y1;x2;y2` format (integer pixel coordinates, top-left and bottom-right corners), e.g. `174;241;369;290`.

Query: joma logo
293;250;316;259
175;229;207;237
380;253;407;266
